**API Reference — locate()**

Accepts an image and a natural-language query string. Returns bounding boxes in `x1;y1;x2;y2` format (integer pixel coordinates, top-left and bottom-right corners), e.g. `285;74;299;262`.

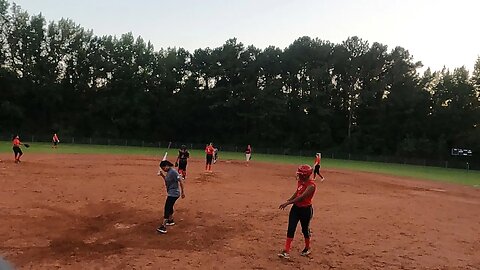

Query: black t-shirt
178;150;190;160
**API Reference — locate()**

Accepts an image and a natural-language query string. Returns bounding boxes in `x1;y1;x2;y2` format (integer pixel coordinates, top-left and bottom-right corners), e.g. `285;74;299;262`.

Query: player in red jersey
12;135;23;163
205;143;215;171
278;165;317;259
313;153;324;181
52;133;60;148
245;145;252;165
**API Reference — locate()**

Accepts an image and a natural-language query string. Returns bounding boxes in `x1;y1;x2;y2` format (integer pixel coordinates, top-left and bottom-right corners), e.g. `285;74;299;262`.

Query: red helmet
296;164;313;178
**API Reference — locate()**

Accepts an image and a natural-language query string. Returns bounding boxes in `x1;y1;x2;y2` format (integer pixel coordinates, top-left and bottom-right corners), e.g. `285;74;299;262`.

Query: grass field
1;141;479;186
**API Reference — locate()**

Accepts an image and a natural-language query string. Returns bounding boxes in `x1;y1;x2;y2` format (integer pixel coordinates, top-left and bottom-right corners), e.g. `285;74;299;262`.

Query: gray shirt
165;168;181;197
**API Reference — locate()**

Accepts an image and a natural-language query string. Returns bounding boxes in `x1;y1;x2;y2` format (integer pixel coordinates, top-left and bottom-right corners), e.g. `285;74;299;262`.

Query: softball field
0;153;479;269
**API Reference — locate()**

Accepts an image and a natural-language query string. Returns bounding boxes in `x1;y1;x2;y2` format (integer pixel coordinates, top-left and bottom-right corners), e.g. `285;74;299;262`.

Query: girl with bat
156;160;185;234
278;165;317;259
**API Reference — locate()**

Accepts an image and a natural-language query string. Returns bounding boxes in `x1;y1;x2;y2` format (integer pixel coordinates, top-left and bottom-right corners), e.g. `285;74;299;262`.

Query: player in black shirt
175;145;190;180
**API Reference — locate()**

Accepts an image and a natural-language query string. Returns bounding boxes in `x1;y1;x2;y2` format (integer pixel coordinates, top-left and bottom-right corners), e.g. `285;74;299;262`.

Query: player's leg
17;148;23;162
158;196;178;233
299;206;314;256
13;147;18;162
279;205;300;259
314;165;320;179
166;196;179;225
207;154;213;171
318;166;324;180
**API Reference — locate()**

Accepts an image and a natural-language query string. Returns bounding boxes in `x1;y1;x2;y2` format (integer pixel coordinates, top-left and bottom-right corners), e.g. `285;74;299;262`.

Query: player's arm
287;191;297;201
157;169;165;178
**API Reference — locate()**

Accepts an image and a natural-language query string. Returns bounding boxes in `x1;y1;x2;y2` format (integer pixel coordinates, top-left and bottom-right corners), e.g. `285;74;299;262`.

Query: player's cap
181;144;186;150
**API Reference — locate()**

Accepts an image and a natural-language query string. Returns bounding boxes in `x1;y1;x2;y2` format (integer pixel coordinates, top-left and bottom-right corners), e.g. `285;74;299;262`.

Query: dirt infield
0;154;479;270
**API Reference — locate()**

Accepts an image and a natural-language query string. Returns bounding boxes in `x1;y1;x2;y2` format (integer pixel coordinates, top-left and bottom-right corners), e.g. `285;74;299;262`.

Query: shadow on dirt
2;201;239;266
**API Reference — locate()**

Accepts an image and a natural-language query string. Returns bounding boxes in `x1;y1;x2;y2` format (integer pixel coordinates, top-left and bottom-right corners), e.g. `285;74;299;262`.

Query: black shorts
178;159;187;170
314;164;320;174
206;154;213;165
13;146;22;155
287;204;313;238
53;141;58;146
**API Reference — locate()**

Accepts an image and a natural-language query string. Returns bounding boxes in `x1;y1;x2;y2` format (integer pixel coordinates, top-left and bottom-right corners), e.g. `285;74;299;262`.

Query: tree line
1;0;479;161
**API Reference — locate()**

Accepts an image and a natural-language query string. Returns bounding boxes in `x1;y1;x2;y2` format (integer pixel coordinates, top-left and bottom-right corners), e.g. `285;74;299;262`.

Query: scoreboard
451;148;473;156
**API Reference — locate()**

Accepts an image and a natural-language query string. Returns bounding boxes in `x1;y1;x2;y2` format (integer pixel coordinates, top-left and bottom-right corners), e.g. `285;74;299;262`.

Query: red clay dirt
0;153;479;270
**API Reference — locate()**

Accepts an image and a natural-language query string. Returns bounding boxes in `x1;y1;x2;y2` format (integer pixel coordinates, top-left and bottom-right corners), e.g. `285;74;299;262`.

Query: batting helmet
296;164;313;178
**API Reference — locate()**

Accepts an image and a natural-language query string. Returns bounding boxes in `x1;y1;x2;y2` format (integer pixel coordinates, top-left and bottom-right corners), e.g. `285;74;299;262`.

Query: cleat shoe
166;219;175;226
277;250;290;259
301;248;311;256
156;225;167;234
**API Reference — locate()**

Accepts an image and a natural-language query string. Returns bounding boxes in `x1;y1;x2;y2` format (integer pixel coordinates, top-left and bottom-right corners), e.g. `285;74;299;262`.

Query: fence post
31;135;34;142
72;137;75;144
466;162;470;171
108;139;110;145
348;153;351;160
142;141;144;147
445;161;448;168
125;139;128;146
89;137;92;144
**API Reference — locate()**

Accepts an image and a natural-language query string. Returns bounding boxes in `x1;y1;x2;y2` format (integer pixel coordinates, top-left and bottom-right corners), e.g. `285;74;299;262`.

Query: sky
10;0;480;72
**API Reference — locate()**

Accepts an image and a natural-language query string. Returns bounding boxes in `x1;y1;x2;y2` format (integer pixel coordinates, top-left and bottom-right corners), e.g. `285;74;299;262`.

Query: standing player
52;133;60;148
12;135;24;163
213;147;219;164
156;160;185;234
205;143;215;171
175;145;190;180
245;144;252;164
278;165;317;259
313;153;325;181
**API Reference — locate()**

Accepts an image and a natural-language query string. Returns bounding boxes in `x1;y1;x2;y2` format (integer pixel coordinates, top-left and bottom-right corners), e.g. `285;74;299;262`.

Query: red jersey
314;156;320;166
53;134;59;142
205;145;214;155
245;146;251;154
294;180;316;207
13;138;20;147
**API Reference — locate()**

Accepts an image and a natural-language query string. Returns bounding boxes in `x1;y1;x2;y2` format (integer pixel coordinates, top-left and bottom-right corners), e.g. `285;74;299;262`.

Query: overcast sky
10;0;480;72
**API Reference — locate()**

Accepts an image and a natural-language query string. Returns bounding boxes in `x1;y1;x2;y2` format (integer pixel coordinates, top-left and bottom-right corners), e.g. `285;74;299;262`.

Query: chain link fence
1;133;477;171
